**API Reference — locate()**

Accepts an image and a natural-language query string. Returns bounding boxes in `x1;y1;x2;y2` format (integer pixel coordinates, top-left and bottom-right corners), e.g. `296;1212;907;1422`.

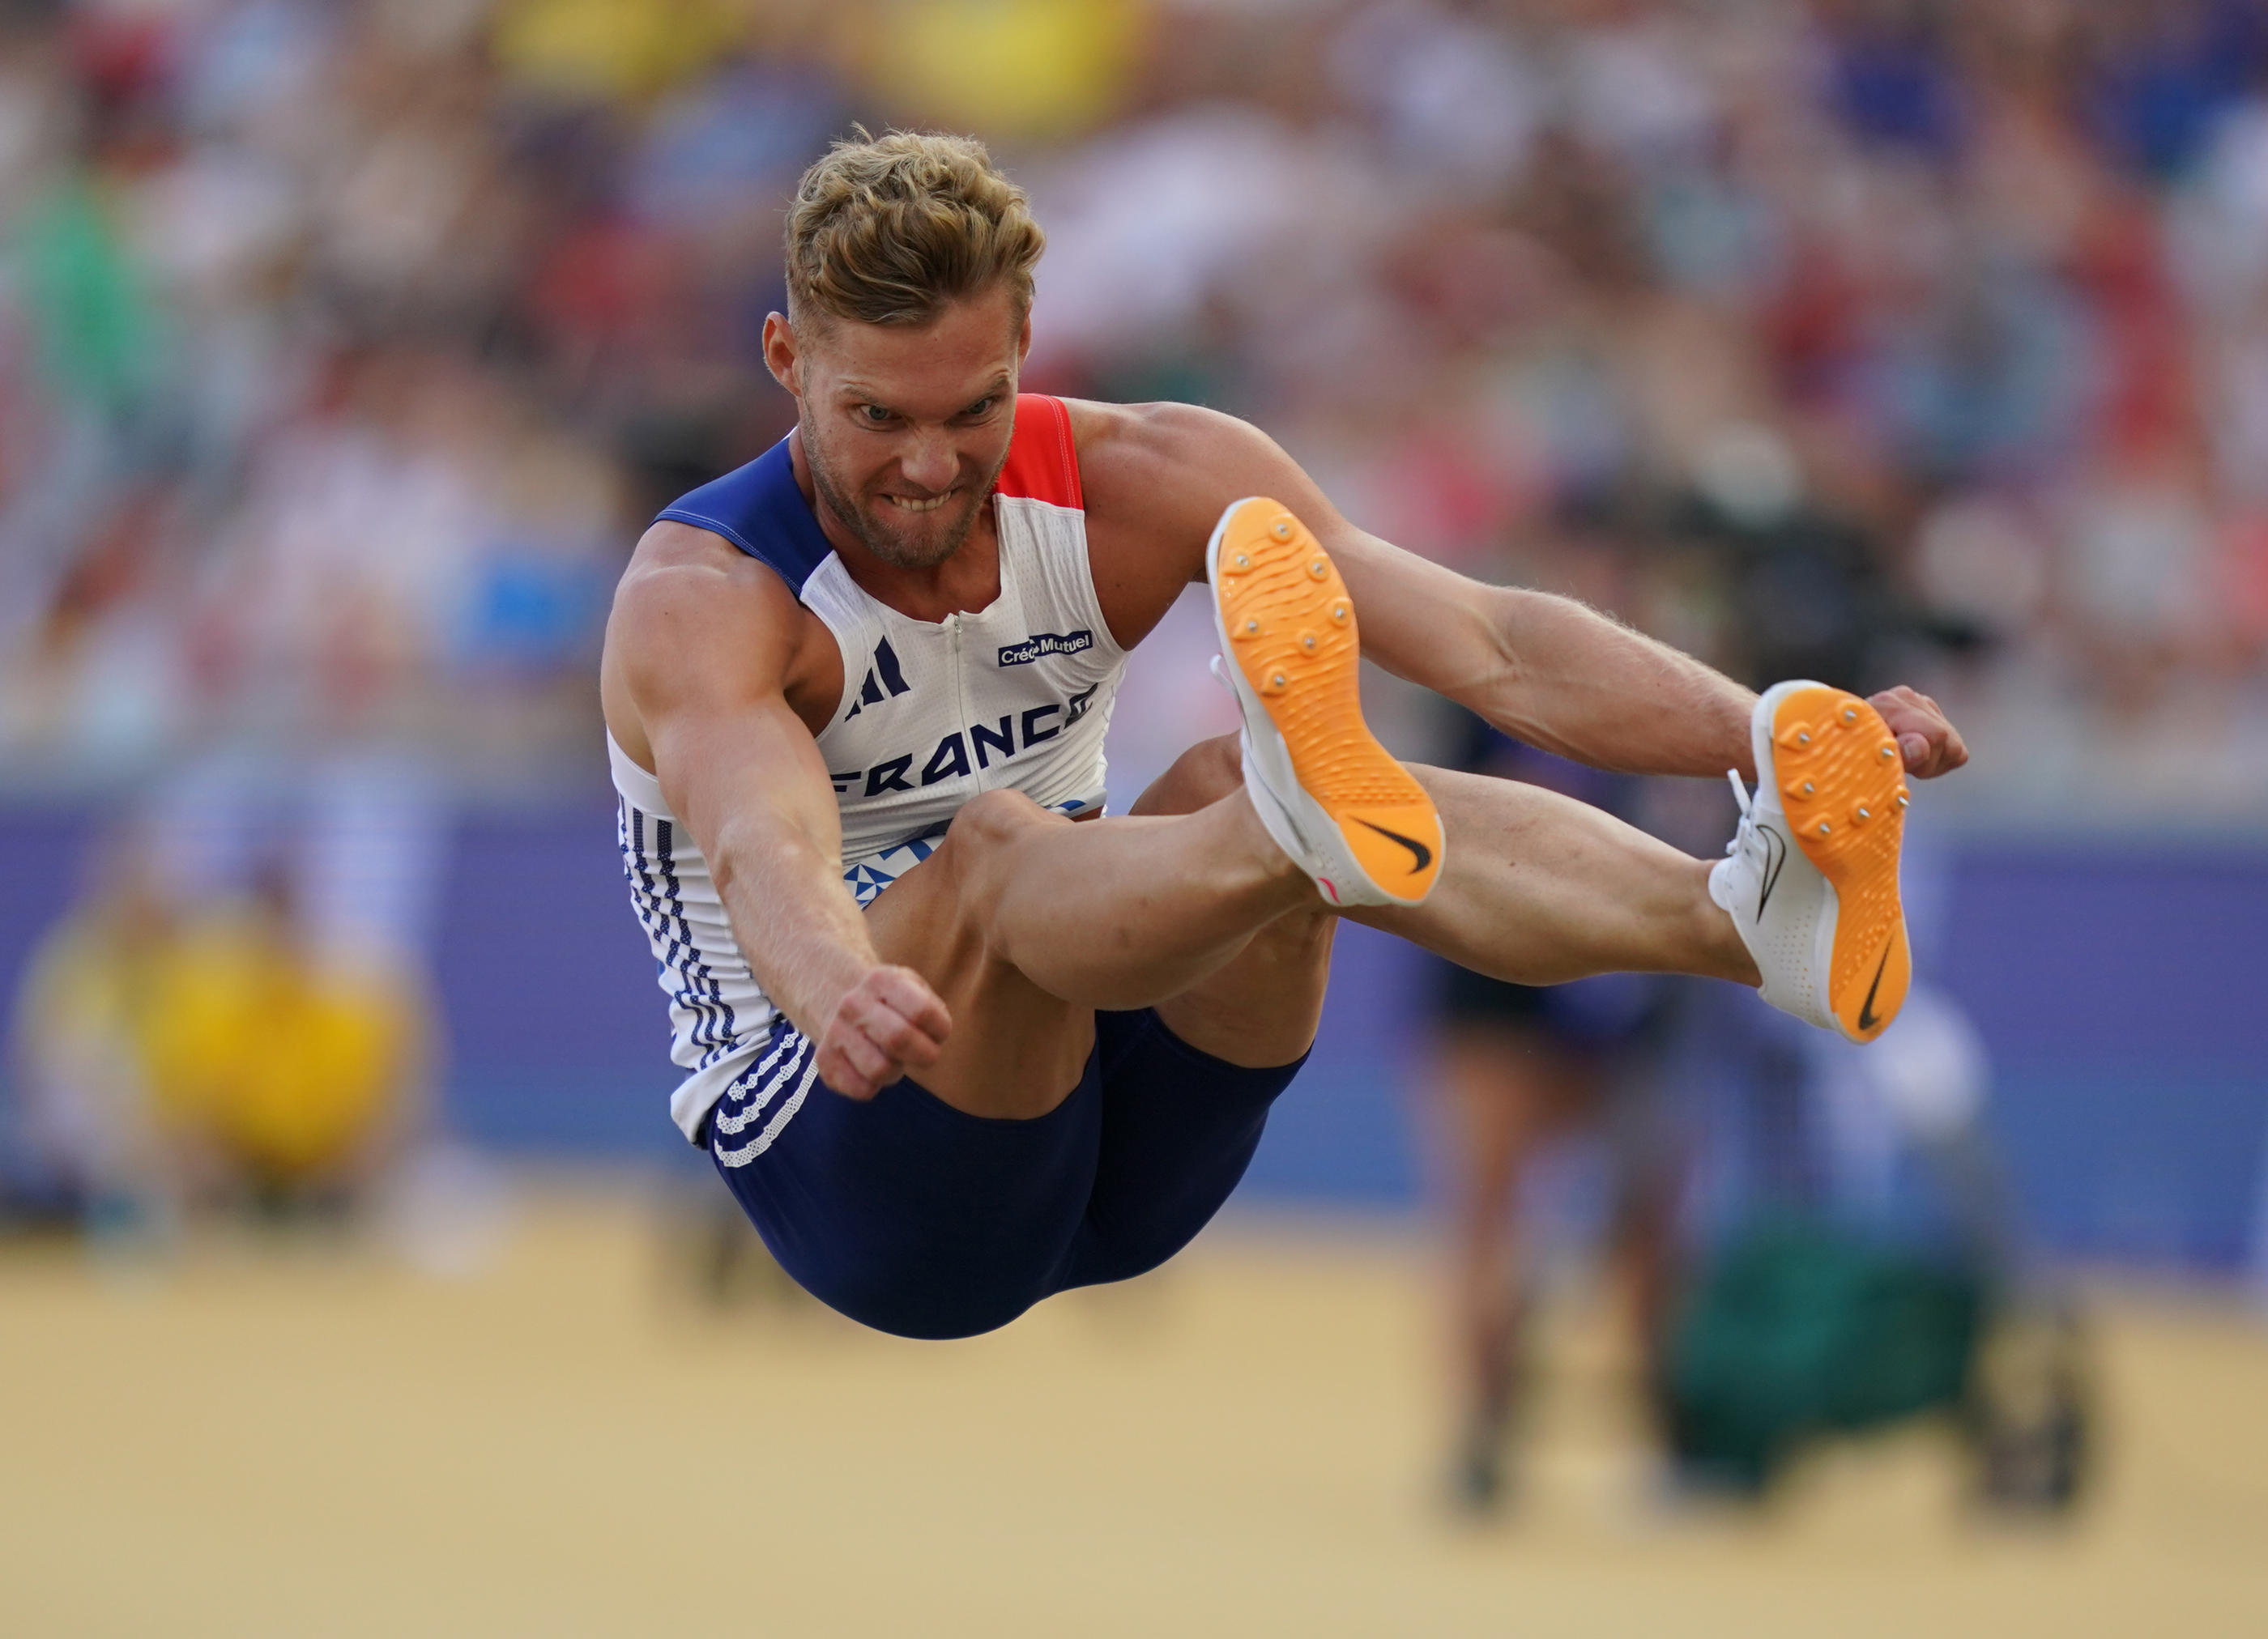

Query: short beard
803;421;1003;571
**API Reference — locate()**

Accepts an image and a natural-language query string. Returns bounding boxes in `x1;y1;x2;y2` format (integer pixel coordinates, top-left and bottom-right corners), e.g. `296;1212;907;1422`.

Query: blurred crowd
3;0;2268;817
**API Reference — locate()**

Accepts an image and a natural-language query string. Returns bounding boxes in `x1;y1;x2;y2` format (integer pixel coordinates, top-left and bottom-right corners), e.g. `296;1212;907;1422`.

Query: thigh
1124;734;1337;1068
709;1015;1106;1339
1055;1008;1305;1292
855;805;1096;1119
1351;764;1726;985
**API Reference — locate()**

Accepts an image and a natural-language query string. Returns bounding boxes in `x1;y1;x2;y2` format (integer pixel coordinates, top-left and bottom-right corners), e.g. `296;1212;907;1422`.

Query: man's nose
897;431;958;492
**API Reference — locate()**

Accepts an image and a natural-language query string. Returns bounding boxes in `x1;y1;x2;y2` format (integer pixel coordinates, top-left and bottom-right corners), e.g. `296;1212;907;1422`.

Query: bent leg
1122;738;1761;1070
855;783;1316;1118
1125;735;1337;1067
1351;765;1760;988
865;742;1755;1118
1133;739;1758;1067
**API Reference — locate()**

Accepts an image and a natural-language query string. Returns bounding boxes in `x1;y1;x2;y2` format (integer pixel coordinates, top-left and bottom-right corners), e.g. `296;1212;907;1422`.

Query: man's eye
860;405;893;424
963;397;995;418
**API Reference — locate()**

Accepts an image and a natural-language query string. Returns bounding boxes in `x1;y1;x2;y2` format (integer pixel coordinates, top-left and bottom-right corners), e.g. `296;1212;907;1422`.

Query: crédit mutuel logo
997;630;1094;667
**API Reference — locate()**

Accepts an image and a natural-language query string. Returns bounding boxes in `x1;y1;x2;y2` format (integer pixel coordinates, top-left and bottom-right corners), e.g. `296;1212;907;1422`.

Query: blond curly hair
785;130;1046;330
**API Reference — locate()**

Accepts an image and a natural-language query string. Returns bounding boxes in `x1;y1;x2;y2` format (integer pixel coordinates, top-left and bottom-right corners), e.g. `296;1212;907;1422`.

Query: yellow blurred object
491;0;752;103
139;914;417;1186
859;0;1148;142
11;904;168;1188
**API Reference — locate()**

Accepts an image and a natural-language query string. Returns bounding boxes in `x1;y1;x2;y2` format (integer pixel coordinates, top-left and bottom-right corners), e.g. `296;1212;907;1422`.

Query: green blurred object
1663;1215;1985;1494
15;177;164;415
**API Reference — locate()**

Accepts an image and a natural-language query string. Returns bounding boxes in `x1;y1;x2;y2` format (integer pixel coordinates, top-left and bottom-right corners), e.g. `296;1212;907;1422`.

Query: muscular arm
1334;534;1758;777
1077;401;1964;781
603;529;949;1097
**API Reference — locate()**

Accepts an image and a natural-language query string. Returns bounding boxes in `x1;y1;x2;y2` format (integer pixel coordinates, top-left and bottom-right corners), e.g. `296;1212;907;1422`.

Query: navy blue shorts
705;1008;1302;1339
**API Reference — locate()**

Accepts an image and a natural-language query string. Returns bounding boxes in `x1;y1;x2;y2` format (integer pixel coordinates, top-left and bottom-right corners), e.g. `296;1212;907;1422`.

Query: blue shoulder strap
654;436;835;594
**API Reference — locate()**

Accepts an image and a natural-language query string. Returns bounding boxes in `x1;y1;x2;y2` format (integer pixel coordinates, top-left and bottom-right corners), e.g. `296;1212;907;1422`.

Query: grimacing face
765;284;1031;571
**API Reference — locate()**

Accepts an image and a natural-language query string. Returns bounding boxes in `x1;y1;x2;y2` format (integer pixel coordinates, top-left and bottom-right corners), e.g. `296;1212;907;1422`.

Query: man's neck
789;427;1003;623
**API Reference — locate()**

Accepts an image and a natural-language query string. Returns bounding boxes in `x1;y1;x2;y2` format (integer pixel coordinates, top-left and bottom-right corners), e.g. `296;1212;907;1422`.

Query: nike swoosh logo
1352;817;1433;874
1856;943;1892;1032
1756;824;1788;922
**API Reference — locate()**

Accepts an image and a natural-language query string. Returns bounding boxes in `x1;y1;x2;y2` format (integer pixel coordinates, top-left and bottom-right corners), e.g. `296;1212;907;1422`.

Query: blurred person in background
136;857;430;1215
1424;711;1680;1513
9;825;430;1229
6;820;180;1230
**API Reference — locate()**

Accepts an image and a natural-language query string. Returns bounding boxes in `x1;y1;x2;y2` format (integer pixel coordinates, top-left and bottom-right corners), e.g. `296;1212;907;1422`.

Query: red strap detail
994;394;1083;509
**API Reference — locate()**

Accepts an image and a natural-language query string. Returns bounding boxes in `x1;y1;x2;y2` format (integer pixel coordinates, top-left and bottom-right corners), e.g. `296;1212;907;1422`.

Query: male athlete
600;133;1967;1340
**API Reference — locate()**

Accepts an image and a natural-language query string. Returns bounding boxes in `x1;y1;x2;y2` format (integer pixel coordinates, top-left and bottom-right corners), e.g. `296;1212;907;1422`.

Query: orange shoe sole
1213;499;1443;904
1767;684;1911;1041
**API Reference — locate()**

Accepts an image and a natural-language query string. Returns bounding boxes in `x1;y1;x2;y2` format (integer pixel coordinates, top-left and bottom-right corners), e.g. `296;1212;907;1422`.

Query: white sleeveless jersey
611;396;1124;1143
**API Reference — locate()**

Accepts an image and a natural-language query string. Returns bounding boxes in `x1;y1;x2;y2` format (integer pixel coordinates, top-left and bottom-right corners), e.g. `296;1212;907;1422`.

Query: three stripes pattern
619;800;743;1071
709;1020;819;1167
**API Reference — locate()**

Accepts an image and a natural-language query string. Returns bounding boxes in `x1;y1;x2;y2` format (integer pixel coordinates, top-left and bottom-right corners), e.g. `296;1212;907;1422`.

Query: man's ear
1016;310;1033;368
761;312;799;396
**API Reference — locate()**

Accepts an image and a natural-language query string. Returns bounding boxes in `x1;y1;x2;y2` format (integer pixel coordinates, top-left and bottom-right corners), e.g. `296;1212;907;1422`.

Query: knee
938;788;1059;876
1128;733;1242;818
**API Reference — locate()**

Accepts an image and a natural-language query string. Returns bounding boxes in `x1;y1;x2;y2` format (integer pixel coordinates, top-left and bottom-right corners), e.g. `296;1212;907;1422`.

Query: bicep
610;556;842;866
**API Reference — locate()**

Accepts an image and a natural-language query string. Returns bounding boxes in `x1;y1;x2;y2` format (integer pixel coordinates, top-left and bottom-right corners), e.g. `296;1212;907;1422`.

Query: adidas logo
843;637;911;720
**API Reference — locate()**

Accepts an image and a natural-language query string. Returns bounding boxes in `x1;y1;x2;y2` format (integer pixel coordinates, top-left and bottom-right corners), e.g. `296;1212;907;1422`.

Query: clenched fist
1869;684;1968;780
814;964;953;1100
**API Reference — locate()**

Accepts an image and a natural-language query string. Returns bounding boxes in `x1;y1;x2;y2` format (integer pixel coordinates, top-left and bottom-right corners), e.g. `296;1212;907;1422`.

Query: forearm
710;811;878;1037
1463;588;1759;779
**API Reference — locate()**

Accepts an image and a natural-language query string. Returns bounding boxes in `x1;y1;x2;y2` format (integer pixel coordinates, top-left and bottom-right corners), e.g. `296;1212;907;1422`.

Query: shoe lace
1723;768;1754;857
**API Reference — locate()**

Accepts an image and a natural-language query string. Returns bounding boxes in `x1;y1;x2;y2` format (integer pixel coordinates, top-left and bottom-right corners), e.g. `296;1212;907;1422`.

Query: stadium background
2;0;2267;1631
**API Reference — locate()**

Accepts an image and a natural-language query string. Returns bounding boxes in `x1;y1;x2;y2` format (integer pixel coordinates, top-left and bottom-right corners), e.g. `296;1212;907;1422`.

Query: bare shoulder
602;522;828;753
608;526;798;683
1065;398;1281;528
1065;396;1348;560
1059;399;1326;649
1064;396;1233;458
